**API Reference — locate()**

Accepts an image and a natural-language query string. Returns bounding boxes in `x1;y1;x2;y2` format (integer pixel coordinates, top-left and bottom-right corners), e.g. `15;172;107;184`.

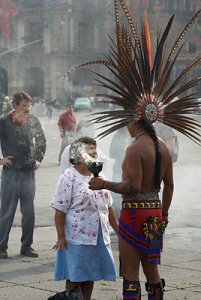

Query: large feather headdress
67;0;201;143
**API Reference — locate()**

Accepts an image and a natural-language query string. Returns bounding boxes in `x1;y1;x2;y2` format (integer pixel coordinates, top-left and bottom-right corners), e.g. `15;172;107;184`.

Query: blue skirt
54;225;116;282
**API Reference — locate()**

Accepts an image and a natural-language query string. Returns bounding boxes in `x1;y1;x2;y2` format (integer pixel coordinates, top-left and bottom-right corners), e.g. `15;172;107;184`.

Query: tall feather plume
66;0;201;144
144;11;152;71
156;10;201;100
151;16;174;89
118;0;141;57
168;9;201;62
163;57;201;100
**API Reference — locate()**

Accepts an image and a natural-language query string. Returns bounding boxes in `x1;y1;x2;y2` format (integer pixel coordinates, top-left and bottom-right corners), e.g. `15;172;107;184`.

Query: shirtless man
74;2;201;299
89;119;174;300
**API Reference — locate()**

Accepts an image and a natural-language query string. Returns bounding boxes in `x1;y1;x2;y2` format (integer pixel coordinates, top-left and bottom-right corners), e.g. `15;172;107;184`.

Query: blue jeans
0;169;35;250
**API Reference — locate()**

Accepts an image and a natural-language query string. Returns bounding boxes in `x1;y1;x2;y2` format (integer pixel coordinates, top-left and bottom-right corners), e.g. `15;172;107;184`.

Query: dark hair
138;119;161;189
12;91;32;107
77;136;96;146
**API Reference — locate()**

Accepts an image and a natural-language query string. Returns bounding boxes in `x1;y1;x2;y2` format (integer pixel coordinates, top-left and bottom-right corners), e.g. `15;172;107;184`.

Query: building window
23;21;43;51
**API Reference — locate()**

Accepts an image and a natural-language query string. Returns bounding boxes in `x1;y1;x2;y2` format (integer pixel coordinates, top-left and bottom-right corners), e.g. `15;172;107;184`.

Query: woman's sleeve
51;170;74;213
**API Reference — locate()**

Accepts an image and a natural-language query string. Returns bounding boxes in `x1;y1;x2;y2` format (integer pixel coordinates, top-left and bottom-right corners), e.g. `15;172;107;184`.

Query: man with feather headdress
68;1;201;299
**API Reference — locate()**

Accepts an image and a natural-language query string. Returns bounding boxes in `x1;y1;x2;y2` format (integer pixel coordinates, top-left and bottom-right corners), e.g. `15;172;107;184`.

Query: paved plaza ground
0;109;201;299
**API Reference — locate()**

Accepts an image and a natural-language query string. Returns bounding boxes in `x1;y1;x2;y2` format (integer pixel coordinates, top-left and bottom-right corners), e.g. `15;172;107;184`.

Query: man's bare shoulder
158;138;172;161
158;138;169;151
126;140;142;157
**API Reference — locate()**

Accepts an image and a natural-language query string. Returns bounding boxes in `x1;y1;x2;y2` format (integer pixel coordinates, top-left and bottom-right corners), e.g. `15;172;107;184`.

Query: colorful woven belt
122;200;161;209
123;191;160;201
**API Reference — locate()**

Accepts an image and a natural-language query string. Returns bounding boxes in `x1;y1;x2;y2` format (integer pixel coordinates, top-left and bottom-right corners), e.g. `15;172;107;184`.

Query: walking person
0;91;46;259
49;137;118;300
57;103;76;163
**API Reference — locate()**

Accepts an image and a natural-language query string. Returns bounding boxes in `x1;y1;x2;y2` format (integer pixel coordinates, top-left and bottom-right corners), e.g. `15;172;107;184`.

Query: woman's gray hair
69;140;85;165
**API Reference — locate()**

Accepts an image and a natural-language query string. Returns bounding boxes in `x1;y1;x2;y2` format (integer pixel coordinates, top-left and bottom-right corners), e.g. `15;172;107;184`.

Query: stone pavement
0;227;201;299
0;111;201;299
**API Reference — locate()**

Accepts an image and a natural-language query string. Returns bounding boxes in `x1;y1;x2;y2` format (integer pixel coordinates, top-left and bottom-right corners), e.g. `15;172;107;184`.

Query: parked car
74;97;92;112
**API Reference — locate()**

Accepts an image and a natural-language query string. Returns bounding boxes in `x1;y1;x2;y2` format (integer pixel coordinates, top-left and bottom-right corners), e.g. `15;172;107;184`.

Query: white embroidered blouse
52;166;113;246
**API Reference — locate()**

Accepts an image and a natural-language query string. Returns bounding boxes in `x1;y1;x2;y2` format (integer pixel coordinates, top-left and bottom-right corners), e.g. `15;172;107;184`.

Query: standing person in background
0;91;46;259
57;103;76;163
109;127;130;219
155;121;179;163
49;137;118;300
2;96;13;116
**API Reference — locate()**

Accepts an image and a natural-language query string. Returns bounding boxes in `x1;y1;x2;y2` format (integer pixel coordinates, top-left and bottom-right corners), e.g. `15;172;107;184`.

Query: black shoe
48;291;68;300
0;249;8;259
68;287;83;300
20;247;38;257
48;287;83;300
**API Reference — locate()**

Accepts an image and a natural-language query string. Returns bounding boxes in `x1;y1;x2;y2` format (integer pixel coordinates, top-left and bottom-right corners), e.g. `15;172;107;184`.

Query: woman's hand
53;237;67;250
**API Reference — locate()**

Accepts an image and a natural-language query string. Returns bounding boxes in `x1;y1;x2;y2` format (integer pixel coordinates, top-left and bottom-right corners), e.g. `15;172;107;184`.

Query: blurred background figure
60;119;109;174
46;98;54;120
2;96;12;117
57;103;76;164
155;121;179;163
109;127;131;218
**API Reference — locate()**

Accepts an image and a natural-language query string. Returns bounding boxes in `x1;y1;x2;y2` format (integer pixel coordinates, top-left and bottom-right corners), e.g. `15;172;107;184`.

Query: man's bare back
122;134;172;192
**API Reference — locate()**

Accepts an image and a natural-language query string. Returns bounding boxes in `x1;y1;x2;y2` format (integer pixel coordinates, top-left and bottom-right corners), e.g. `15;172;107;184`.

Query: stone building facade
0;0;200;105
0;0;113;104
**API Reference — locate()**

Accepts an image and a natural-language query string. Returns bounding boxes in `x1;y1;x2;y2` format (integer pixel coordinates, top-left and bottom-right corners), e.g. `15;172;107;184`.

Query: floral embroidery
52;166;113;246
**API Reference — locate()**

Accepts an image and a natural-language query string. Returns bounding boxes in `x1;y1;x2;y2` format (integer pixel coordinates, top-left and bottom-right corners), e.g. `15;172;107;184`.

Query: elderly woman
49;137;119;300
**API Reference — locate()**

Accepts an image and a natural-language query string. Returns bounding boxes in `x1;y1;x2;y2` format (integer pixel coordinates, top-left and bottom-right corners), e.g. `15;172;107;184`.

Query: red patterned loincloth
119;192;164;264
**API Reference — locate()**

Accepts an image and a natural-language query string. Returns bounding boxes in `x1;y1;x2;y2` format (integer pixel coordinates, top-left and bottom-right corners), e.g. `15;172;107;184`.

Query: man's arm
34;118;46;163
57;115;65;137
58;125;65;137
162;160;174;223
103;179;138;195
89;144;141;194
89;176;139;195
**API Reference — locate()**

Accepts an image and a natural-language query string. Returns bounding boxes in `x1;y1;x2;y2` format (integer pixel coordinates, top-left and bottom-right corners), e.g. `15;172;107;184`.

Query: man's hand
0;156;14;167
89;177;105;190
60;131;65;138
53;237;67;250
162;215;169;226
34;160;41;170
